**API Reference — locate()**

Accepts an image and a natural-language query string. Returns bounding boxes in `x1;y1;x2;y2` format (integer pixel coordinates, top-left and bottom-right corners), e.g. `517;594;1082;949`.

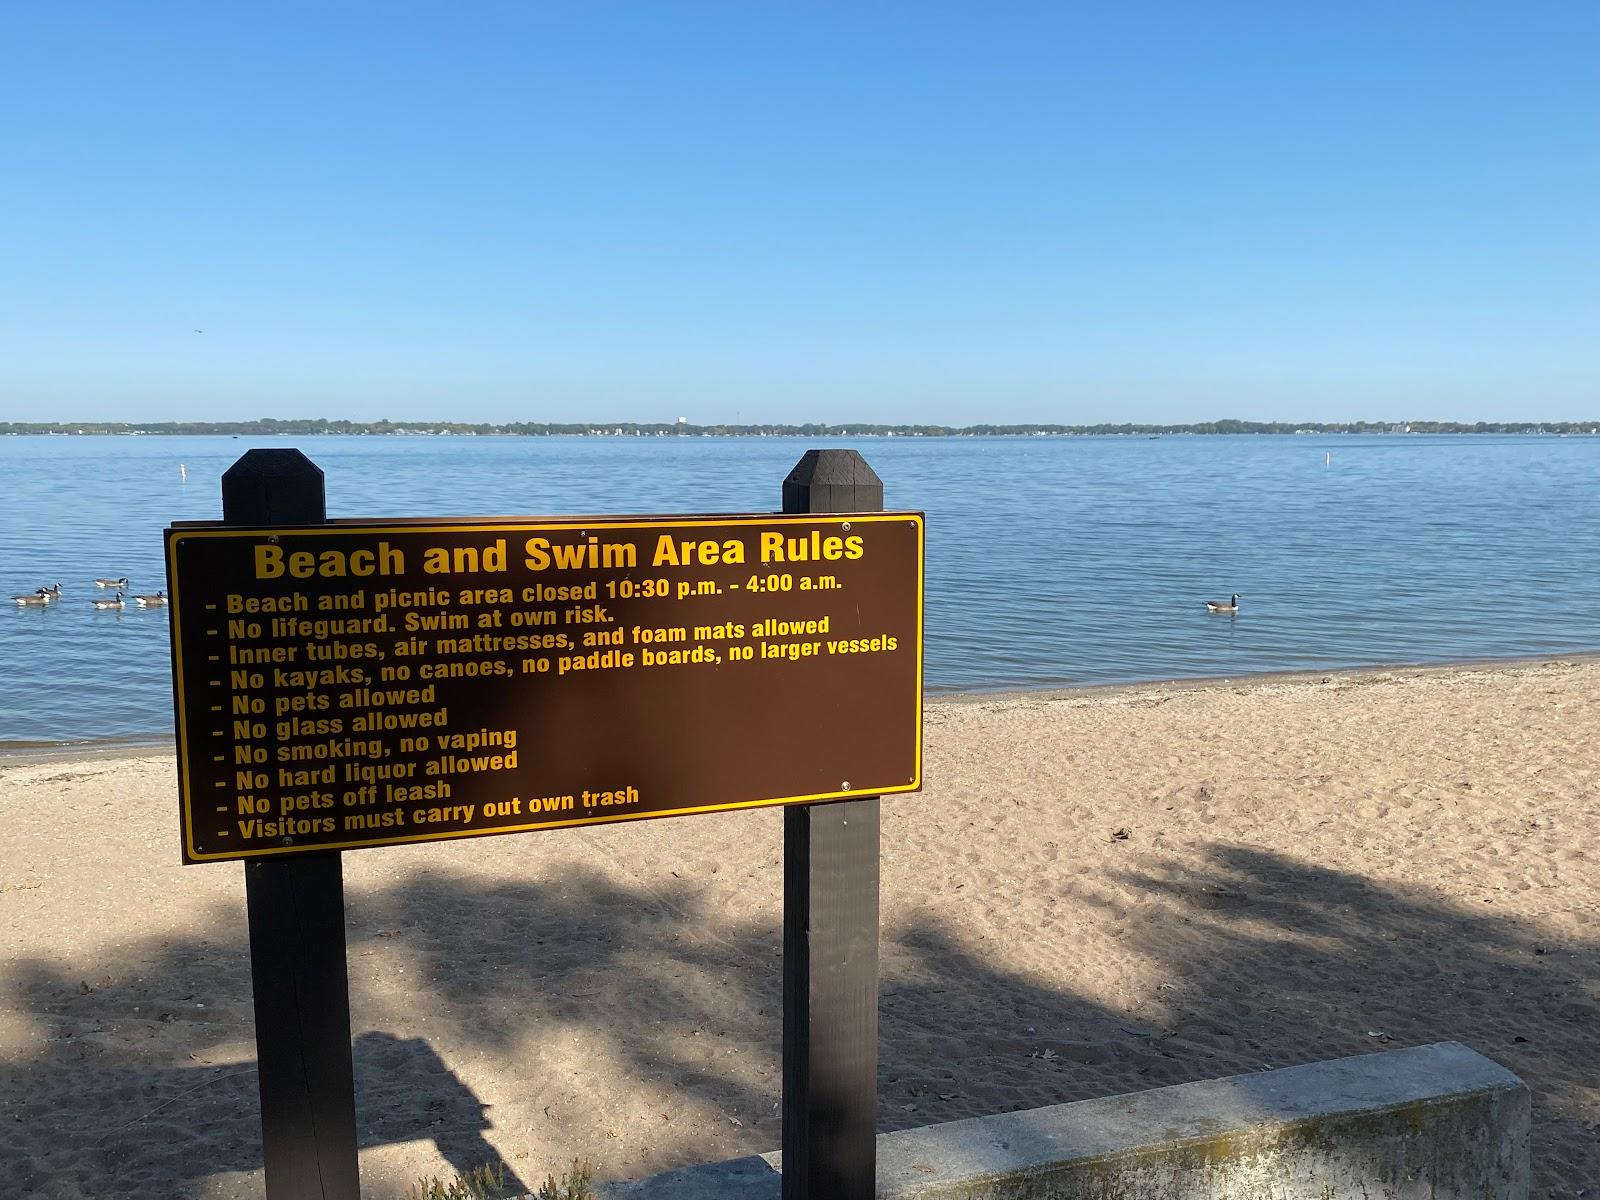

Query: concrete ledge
598;1042;1529;1199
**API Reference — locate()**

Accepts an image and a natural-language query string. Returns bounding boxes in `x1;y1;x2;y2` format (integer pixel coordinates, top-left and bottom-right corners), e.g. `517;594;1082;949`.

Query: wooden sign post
781;450;883;1200
173;448;920;1199
220;450;360;1200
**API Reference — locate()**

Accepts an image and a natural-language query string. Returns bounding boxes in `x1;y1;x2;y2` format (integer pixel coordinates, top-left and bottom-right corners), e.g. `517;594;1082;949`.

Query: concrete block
596;1041;1529;1199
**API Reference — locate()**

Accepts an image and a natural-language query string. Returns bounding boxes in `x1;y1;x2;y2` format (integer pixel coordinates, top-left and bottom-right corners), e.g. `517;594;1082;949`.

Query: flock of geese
12;579;168;610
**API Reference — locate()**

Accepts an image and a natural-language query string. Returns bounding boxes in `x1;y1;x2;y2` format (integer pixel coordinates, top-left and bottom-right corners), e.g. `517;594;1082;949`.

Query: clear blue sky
2;2;1595;424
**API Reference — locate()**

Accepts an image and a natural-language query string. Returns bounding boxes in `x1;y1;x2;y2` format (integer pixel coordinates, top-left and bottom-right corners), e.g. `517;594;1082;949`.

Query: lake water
3;433;1598;747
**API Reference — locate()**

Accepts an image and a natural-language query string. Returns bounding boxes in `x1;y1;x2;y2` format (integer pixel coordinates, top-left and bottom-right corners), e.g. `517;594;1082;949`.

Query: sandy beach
2;658;1596;1199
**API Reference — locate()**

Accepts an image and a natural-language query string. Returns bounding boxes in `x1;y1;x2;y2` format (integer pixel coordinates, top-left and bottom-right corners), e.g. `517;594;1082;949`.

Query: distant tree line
2;417;1596;437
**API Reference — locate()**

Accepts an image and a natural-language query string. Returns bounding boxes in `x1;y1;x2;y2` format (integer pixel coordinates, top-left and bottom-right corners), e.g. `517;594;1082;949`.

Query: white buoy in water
180;463;188;481
1324;451;1331;466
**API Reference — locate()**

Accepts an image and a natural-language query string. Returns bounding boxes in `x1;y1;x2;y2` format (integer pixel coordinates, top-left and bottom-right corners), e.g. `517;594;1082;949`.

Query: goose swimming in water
92;591;125;610
1205;593;1241;613
133;591;167;607
13;589;52;606
94;577;129;588
37;583;62;601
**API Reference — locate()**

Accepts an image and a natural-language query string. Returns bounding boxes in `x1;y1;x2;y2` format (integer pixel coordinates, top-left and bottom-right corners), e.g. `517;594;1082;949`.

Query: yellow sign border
168;512;924;863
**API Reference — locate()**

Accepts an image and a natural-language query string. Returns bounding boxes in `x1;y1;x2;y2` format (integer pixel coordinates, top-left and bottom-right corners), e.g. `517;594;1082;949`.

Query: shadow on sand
1;845;1593;1198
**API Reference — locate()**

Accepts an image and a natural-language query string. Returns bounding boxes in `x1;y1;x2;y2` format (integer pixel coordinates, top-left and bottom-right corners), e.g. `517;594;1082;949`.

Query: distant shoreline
4;420;1599;438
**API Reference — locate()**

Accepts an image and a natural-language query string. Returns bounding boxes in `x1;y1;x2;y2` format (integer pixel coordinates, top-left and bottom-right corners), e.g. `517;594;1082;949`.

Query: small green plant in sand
406;1159;596;1200
536;1159;596;1200
406;1162;513;1200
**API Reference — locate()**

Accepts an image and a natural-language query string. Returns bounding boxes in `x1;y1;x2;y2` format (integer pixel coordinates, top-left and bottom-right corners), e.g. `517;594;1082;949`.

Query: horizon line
4;417;1599;438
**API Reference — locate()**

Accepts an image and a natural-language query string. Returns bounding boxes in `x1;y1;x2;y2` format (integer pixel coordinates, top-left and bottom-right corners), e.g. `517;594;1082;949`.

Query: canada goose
12;589;51;606
1205;593;1241;613
92;591;125;610
133;591;167;607
38;583;62;600
94;577;129;588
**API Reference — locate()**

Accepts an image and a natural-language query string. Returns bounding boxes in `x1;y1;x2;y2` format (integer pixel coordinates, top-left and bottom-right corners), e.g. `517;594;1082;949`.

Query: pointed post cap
783;449;883;515
221;448;326;524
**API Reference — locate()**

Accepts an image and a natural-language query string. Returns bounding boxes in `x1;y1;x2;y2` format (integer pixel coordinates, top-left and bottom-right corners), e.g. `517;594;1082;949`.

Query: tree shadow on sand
1083;846;1598;1197
0;977;523;1200
1;846;1593;1198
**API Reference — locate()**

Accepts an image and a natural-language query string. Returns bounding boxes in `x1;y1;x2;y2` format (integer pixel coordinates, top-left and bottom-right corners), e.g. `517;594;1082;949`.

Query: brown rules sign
165;513;924;863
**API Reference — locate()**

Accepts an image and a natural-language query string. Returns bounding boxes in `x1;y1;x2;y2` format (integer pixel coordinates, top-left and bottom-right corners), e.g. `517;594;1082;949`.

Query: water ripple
3;433;1598;744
